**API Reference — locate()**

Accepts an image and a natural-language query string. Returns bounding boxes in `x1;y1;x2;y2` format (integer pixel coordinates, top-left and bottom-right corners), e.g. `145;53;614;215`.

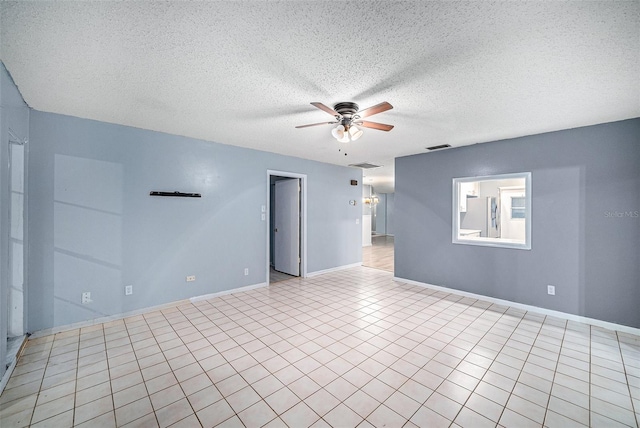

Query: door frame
7;134;27;338
266;170;307;284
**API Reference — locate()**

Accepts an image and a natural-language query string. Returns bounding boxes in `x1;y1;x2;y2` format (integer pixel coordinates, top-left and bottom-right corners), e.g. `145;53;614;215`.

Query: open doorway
266;171;307;284
4;131;27;375
362;185;394;272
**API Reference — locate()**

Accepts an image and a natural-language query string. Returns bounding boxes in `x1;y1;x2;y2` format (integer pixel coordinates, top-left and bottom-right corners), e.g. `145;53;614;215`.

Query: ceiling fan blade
310;102;340;117
295;121;337;129
356;120;394;131
357;101;393;118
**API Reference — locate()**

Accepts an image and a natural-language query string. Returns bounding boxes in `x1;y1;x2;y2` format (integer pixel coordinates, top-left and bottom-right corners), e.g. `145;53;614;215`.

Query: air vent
426;144;451;151
349;162;381;169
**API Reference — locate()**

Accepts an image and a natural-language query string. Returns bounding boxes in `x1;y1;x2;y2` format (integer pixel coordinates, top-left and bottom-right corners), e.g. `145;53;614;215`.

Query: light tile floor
363;235;394;272
1;267;639;427
270;268;297;285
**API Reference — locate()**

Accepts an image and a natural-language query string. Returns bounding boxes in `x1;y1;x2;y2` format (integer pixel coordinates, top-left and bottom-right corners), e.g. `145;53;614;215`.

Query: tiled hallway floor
362;235;394;272
1;267;639;427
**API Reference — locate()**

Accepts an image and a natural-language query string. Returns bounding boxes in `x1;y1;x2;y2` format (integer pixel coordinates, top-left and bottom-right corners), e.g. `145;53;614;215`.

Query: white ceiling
1;1;638;193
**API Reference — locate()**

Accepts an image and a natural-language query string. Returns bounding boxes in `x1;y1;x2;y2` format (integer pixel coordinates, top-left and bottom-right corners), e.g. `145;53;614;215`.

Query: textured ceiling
1;1;638;193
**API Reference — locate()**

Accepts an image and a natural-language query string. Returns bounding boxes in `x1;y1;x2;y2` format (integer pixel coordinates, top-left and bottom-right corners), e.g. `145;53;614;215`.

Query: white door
274;179;300;276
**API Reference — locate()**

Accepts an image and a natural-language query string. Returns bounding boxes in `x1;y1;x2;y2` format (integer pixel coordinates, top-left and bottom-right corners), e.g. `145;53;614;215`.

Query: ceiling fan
296;101;394;142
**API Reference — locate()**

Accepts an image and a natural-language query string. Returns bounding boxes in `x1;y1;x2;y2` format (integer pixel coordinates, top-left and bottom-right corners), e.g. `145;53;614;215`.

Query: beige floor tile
383;391;421;419
424;392;463;421
499;408;540;428
155;397;194;428
289;376;321;400
303;389;340;417
410;405;451;428
0;394;36;420
31;408;73;427
74;409;116;428
366;404;407;427
343;390;380;418
506;394;546;424
226;386;261;413
237;400;277;427
121;411;159;428
187;385;223;412
150;383;185;410
280;401;319;428
115;397;154;426
35;380;75;406
324;377;358;401
454;406;497;428
361;378;395;403
0;406;33;428
252;375;285;399
74;394;113;425
31;392;74;424
196;399;234;428
265;386;300;415
323;403;364;428
215;373;248;397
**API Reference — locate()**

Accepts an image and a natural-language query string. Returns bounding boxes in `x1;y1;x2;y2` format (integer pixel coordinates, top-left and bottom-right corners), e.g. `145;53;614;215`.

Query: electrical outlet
547;285;556;295
125;285;133;295
261;213;265;221
81;292;91;304
186;275;196;282
244;268;249;276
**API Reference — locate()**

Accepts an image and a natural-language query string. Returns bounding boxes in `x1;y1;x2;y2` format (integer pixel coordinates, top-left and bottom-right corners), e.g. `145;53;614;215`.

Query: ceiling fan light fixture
349;125;363;141
331;124;345;140
337;133;350;143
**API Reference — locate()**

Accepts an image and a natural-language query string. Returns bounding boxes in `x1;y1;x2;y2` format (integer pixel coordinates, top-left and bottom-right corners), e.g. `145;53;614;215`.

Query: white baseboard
0;336;26;395
190;282;267;303
29;282;269;339
1;359;18;395
394;276;640;336
307;262;363;277
29;299;191;339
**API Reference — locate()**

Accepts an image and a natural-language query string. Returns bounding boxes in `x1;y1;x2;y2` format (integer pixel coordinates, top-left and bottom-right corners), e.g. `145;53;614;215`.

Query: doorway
266;171;307;284
4;131;27;373
362;186;395;272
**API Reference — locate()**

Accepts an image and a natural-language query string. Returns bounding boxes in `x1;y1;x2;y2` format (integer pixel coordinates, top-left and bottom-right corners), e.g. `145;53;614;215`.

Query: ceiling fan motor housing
334;102;359;129
333;102;359;117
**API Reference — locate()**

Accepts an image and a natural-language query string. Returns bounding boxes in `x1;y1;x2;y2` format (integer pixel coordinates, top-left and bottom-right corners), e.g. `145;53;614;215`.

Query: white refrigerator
461;197;500;238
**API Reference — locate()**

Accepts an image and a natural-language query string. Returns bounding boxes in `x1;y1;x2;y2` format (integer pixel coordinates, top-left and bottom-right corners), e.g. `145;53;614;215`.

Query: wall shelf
149;191;201;198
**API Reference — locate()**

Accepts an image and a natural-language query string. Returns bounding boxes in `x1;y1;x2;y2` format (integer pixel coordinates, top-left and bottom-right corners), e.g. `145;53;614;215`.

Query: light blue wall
0;63;30;379
28;111;362;332
395;119;640;328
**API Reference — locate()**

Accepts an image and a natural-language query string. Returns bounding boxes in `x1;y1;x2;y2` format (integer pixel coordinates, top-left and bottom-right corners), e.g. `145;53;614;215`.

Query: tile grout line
615;330;639;428
540;317;568;427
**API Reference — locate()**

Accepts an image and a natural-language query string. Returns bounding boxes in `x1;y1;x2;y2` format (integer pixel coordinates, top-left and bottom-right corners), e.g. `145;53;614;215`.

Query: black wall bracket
150;191;201;198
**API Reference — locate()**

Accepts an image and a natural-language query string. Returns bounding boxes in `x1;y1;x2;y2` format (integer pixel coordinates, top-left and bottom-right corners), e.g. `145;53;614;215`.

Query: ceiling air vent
349;162;381;169
426;144;451;151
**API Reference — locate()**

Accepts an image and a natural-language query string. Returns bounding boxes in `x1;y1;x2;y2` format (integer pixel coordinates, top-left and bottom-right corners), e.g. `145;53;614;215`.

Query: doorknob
274;228;278;232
